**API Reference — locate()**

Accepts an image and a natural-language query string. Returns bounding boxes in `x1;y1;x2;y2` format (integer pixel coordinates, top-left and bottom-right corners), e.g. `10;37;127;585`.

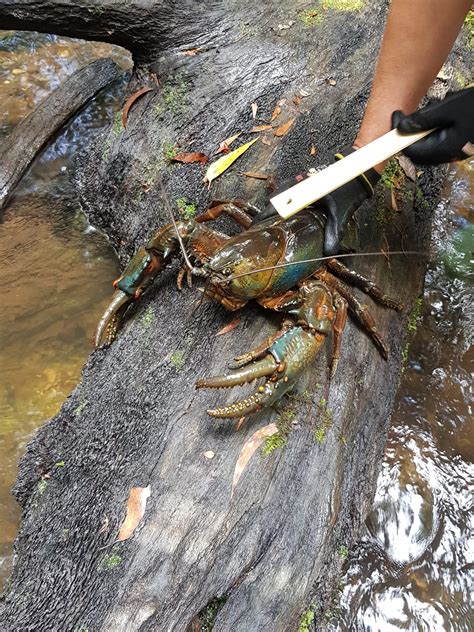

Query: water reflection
335;162;473;631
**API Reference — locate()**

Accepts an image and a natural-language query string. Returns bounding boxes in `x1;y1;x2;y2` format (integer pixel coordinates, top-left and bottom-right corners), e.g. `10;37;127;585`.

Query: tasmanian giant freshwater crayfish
95;201;403;419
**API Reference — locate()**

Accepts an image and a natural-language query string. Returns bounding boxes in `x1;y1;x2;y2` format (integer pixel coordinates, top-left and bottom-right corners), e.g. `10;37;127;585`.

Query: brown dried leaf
216;317;241;336
251;102;258;119
390;188;399;213
250;124;272;133
122;86;153;128
216;132;241;154
117;486;151;542
293;95;302;107
273;117;296;137
396;155;417;181
232;423;278;493
270;104;282;122
172;152;209;164
326;78;337;86
180;47;203;56
310;144;317;155
239;171;268;180
261;137;273;146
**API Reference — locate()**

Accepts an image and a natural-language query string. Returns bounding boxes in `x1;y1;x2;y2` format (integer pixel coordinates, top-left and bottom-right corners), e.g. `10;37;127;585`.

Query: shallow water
0;31;472;630
334;162;473;631
0;31;129;587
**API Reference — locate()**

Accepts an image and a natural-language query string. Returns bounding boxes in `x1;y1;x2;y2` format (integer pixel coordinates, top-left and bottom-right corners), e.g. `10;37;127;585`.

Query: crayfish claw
95;290;132;348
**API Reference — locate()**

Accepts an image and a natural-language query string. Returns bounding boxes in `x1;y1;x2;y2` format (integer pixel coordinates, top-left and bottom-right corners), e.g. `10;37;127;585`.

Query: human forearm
355;0;472;157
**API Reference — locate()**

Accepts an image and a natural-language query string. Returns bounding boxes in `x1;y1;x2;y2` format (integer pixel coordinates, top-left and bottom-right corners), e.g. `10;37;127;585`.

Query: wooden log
0;0;469;630
0;58;120;211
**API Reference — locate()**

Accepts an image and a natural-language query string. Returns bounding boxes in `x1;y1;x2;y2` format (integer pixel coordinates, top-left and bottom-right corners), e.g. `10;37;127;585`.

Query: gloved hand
251;147;380;256
392;86;474;165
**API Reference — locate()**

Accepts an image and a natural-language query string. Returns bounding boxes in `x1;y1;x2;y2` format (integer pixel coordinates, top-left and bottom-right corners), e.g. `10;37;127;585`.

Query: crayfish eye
223;267;232;275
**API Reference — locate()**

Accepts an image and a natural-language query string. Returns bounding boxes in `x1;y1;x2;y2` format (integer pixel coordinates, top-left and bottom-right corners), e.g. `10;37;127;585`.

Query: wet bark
0;1;470;631
0;58;120;211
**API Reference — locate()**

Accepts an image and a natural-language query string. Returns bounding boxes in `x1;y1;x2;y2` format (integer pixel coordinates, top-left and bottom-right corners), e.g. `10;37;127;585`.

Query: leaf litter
204;138;259;187
232;423;279;494
117;485;151;542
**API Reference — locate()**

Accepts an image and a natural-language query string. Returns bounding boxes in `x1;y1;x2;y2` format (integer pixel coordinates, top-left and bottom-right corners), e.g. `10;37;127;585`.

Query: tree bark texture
0;1;471;630
0;58;120;211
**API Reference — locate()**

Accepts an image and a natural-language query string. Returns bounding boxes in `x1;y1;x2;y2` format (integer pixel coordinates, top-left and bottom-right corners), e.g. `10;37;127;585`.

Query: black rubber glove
251;148;380;256
392;87;474;165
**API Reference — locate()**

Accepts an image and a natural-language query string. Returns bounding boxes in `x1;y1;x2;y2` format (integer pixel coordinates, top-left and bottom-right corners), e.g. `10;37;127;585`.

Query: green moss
143;306;154;326
87;6;106;16
37;478;48;495
314;427;326;444
322;0;364;10
407;297;423;333
176;197;197;219
464;10;474;50
162;139;177;163
380;159;404;190
55;460;65;468
161;73;190;115
262;432;287;456
112;111;124;137
199;595;229;631
101;134;112;161
299;7;324;27
100;553;122;571
314;396;333;444
299;605;317;632
401;342;410;369
74;400;88;417
170;350;185;371
338;545;349;560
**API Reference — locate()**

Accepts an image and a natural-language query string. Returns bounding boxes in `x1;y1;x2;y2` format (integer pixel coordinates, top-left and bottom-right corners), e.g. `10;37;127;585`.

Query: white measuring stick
270;127;434;219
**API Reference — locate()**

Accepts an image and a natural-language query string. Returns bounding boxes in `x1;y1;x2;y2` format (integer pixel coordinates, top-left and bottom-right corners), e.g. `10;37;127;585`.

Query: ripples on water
0;31;472;631
334;163;473;631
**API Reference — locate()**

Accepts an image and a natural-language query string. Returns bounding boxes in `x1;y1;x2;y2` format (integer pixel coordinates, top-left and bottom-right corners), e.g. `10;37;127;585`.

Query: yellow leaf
117;485;151;542
204;138;259;188
232;423;278;494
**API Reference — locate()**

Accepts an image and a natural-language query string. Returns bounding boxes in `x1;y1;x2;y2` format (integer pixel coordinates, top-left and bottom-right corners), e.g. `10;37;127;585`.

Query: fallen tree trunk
0;58;120;211
0;1;469;630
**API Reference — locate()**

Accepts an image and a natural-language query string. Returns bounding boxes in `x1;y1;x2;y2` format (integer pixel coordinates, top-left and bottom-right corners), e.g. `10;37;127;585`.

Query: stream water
0;32;472;631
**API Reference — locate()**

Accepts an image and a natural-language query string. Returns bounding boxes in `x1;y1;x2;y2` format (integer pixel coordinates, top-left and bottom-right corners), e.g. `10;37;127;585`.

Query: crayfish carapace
95;201;403;419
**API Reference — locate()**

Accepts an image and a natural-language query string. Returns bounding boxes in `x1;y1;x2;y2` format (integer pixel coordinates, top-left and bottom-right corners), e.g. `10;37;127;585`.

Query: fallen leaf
273;118;296;137
326;78;337;86
390;188;399;213
122;86;153;128
251;102;258;119
180;48;203;56
216;317;241;335
117;486;151;542
261;137;273;146
396;155;417;181
235;417;246;431
239;171;268;180
300;89;310;97
250;124;273;133
232;423;279;493
310;144;317;155
203;451;215;459
216;132;241;154
270;104;282;122
293;95;302;107
204;138;259;187
172;152;209;164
